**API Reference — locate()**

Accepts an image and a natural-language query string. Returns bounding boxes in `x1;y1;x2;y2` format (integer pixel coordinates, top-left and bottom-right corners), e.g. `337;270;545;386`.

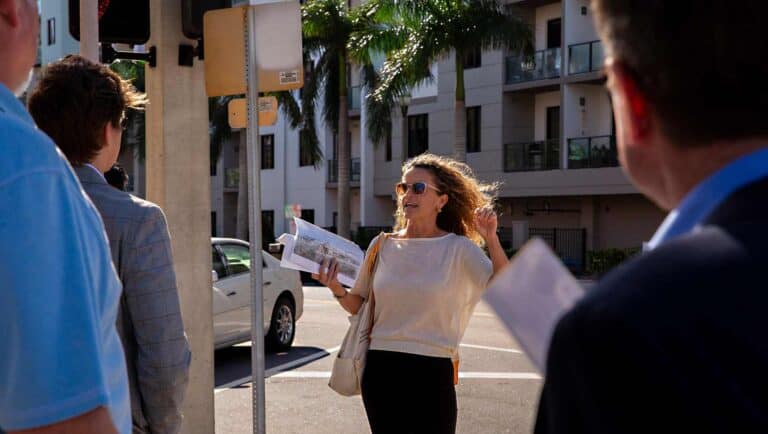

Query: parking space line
460;343;523;354
215;345;340;394
270;371;541;380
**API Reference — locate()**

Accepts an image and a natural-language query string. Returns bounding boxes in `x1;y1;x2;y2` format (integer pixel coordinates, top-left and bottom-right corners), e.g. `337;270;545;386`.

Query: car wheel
267;296;295;352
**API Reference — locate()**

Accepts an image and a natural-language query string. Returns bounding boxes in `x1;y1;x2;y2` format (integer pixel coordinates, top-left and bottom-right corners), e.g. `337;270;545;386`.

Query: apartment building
352;0;665;272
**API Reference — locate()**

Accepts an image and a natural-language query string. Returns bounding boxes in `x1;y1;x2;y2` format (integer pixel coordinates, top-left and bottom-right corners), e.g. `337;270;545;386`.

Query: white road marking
214;345;341;394
460;343;522;354
270;371;541;380
215;341;526;393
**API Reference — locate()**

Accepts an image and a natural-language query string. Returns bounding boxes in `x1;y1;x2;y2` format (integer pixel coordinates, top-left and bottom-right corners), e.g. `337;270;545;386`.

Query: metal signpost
79;0;98;61
204;3;301;432
244;6;267;433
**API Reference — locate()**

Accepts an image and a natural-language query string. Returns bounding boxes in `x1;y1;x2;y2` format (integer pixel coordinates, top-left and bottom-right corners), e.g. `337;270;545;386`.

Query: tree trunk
337;54;351;239
401;107;409;160
236;130;249;240
453;52;467;162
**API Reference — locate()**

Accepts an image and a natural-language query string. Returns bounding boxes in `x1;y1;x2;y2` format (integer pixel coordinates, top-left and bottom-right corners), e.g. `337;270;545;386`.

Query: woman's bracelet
333;290;347;300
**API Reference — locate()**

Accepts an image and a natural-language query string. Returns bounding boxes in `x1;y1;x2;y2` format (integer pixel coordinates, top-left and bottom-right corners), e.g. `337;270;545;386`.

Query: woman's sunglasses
395;182;441;196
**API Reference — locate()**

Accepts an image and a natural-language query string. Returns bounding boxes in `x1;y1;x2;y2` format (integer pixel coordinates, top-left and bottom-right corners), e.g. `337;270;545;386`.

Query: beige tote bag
328;233;388;396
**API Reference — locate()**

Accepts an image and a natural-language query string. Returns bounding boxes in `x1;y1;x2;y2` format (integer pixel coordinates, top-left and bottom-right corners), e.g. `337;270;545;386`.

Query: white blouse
351;233;493;359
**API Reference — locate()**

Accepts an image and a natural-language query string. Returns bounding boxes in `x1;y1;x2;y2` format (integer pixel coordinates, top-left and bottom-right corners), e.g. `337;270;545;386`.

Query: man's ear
605;61;655;146
0;0;22;28
101;121;113;148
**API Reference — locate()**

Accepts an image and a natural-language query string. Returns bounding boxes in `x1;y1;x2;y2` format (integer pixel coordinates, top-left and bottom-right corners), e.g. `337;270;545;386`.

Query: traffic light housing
181;0;230;40
69;0;150;44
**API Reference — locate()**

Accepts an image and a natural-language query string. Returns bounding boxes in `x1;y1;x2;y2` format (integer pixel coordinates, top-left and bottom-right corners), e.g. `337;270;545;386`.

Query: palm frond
458;0;533;55
270;91;302;129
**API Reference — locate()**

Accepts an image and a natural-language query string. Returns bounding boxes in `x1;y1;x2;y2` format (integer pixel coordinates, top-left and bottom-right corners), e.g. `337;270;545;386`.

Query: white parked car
211;238;303;351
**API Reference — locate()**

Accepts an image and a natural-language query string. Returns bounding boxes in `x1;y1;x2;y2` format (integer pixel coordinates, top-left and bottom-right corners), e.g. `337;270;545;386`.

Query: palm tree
287;0;364;239
351;0;533;161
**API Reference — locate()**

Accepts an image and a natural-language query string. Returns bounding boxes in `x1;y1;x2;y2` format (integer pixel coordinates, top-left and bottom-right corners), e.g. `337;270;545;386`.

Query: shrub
587;247;641;277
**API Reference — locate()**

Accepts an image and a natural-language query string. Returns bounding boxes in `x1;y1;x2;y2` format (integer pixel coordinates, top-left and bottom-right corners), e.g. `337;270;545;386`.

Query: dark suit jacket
535;176;768;434
75;166;191;434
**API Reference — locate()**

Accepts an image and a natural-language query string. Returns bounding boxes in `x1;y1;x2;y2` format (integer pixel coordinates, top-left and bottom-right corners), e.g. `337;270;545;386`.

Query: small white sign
279;70;300;84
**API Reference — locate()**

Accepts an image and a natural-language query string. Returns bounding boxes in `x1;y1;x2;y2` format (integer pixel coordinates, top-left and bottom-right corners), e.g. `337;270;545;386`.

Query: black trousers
361;350;457;434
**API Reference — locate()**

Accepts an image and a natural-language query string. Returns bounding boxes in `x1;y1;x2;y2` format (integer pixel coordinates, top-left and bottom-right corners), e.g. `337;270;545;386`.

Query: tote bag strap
366;232;390;336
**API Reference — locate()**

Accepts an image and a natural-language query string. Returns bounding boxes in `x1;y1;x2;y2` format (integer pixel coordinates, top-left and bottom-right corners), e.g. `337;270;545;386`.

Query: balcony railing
503;139;560;172
505;47;561;84
327;158;361;183
567;135;618;169
224;168;239;189
348;85;361;111
568;40;604;75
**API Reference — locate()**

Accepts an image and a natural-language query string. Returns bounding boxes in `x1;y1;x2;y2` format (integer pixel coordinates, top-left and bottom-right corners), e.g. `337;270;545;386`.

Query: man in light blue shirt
0;0;130;433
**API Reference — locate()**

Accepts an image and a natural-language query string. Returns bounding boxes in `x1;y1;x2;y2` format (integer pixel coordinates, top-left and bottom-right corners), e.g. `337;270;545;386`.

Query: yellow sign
204;3;304;97
204;7;246;97
228;97;278;129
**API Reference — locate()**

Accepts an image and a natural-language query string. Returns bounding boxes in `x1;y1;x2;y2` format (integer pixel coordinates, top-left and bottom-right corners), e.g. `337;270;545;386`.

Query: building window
466;106;481;153
261;134;274;169
211;211;217;237
385;125;392;161
407;114;429;158
463;46;481;69
301;209;315;224
261;210;275;250
46;18;55;46
299;131;314;167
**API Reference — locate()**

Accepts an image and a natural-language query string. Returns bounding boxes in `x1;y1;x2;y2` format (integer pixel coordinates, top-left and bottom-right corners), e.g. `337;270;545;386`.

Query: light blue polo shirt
0;84;130;433
646;147;768;250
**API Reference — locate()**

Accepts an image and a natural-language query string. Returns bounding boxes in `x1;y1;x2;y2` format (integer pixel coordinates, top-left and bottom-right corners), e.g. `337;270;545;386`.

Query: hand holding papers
277;218;364;287
483;238;585;373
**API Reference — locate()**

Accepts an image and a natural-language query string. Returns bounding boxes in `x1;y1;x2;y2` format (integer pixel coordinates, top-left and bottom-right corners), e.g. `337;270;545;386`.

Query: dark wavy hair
28;55;147;166
394;153;499;246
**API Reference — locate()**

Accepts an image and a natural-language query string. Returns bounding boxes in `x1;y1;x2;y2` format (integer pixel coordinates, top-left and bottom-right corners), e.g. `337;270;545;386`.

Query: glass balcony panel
567;135;618;169
589;135;617;168
327;158;361;183
504;140;560;171
591;41;604;71
569;43;590;74
543;47;561;79
506;48;561;84
568;40;604;75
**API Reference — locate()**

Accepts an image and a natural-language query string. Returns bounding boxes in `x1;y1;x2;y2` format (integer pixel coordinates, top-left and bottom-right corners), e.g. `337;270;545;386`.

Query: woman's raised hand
312;257;341;291
473;207;498;242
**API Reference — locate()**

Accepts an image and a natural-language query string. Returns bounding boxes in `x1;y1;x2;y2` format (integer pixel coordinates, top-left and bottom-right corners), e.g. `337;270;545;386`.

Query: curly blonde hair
394;154;499;246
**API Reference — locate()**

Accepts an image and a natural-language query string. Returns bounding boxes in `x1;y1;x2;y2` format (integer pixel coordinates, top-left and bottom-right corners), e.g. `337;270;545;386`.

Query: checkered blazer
75;166;191;434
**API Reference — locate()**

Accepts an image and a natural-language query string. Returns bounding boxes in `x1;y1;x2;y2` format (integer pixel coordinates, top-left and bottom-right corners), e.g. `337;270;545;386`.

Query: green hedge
587;247;641;276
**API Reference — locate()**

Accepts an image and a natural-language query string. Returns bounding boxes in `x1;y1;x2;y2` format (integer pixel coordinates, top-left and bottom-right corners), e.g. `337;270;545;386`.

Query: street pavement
214;286;543;433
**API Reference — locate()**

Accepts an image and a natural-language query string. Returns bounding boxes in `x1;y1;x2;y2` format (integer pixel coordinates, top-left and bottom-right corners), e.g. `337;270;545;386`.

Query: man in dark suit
29;55;191;434
535;1;768;433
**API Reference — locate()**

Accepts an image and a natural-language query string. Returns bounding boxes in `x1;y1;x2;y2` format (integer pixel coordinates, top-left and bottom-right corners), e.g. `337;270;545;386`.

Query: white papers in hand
483;238;585;374
277;218;364;287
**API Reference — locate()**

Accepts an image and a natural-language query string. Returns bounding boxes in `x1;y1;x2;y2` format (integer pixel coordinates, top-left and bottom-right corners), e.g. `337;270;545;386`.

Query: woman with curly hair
314;153;509;433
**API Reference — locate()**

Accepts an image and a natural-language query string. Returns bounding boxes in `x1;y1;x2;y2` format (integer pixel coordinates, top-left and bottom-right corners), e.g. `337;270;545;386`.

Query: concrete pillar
79;0;98;61
145;2;214;433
